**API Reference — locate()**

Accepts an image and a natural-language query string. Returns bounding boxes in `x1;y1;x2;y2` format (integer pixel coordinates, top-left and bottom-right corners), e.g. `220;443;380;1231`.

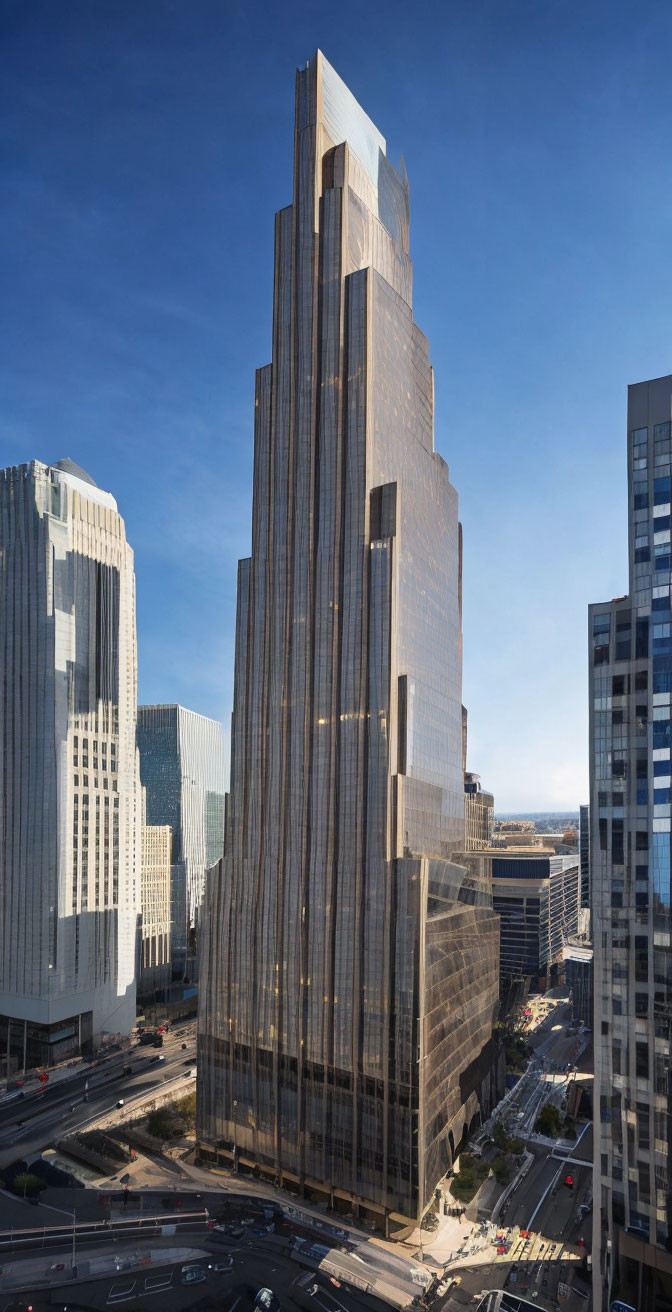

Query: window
635;547;650;563
613;674;626;695
612;819;624;864
654;760;670;776
654;421;671;447
635;670;648;690
612;709;624;726
654;475;671;505
654;515;671;533
653;718;671;750
636;831;649;850
653;660;672;694
635;936;649;982
636;1042;649;1077
637;618;650;657
634;482;649;510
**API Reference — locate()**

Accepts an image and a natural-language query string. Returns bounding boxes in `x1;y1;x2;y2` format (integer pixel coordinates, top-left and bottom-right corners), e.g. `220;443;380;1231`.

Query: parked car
181;1264;207;1286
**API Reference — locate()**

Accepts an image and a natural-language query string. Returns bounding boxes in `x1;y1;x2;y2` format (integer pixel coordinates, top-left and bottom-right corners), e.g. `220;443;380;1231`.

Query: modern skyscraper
0;459;141;1068
590;375;672;1311
137;705;226;969
198;51;500;1231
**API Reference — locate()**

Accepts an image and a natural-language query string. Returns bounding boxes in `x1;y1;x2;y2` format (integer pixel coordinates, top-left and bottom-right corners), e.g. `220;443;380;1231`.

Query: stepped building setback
198;51;501;1230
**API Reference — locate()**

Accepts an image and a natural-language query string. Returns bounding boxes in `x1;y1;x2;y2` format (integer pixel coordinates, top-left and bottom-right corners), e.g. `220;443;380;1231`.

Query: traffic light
565;1174;574;1189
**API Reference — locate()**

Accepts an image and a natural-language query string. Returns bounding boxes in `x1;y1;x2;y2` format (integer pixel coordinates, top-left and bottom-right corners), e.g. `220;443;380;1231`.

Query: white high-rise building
0;459;141;1068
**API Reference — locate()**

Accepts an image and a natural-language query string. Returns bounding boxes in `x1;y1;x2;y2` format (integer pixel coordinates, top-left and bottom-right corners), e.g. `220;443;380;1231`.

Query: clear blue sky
3;0;671;810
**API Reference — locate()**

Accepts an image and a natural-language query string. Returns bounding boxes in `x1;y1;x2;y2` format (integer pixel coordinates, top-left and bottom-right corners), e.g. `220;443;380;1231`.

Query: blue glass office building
590;375;672;1310
137;705;226;967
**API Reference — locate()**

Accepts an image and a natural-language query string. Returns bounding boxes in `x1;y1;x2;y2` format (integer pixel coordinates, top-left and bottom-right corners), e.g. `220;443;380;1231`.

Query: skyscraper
137;705;226;969
0;459;141;1068
198;51;500;1230
590;375;672;1310
139;808;172;1001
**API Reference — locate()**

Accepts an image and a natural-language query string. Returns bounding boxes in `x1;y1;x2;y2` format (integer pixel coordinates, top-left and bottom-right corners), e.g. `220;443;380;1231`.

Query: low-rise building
485;849;581;997
464;772;494;850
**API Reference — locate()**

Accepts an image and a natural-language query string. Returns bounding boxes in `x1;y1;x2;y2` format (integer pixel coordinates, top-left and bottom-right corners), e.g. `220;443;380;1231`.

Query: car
181;1042;188;1050
180;1268;207;1285
214;1221;245;1238
251;1222;275;1235
497;1246;508;1255
208;1258;234;1272
116;1098;125;1108
49;1263;66;1271
254;1289;281;1312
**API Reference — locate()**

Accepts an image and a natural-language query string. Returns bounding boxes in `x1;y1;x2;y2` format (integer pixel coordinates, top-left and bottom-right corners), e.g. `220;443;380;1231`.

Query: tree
534;1103;562;1137
12;1173;47;1198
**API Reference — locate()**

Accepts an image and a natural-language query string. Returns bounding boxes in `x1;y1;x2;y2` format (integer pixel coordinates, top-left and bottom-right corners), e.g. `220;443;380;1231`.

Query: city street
0;1022;197;1171
0;1232;395;1312
0;997;594;1312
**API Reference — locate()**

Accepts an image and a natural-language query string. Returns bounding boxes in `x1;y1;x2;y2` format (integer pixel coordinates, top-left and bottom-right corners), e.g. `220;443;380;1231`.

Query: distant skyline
3;0;672;809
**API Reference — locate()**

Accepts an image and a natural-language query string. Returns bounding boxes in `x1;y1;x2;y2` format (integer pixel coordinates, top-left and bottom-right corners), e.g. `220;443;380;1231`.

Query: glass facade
137;705;226;967
590;375;672;1310
491;854;581;989
197;50;501;1228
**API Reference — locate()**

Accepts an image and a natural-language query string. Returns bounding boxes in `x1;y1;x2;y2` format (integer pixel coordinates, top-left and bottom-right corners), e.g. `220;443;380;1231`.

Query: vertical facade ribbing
0;460;140;1062
198;51;500;1225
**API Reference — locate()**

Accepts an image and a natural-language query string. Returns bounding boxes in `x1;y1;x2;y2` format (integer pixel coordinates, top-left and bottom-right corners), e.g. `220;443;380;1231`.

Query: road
433;992;593;1312
0;1022;197;1169
0;1212;400;1312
